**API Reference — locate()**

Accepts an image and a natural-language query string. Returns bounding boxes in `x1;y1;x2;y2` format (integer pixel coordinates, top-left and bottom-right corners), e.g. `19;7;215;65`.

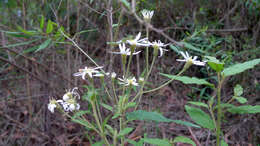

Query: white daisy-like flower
118;76;139;86
63;87;80;101
176;51;206;66
48;99;57;113
148;40;168;57
111;43;141;56
126;32;150;47
141;9;154;21
60;98;80;112
73;66;103;79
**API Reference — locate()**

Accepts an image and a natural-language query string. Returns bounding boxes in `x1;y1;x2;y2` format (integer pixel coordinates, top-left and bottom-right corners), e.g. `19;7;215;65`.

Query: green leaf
227;105;260;114
181;42;206;53
46;20;54;34
234;96;247;104
204;56;224;72
185;105;215;130
222;59;260;77
170;45;180;54
72;110;90;119
221;140;228;146
120;0;130;10
234;84;243;96
100;103;113;112
17;25;37;36
118;127;133;137
173;136;196;146
92;141;104;146
0;39;39;49
40;15;45;29
126;110;200;128
143;138;171;146
35;39;52;52
71;119;93;129
160;73;214;87
188;101;208;108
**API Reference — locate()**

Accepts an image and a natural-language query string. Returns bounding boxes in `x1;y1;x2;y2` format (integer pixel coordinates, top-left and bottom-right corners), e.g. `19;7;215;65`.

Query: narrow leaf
188;101;208;108
173;136;196;146
222;59;260;77
181;42;206;53
35;39;52;52
160;73;214;87
40;15;45;29
185;105;215;130
72;110;90;119
100;103;113;112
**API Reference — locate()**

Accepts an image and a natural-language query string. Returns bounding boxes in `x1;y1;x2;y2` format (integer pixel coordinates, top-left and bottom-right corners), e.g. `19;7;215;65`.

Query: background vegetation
0;0;260;145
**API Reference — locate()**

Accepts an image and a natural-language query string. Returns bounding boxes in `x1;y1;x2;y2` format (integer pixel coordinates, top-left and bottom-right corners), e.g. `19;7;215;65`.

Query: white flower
176;51;206;66
148;40;168;57
141;9;154;21
63;87;80;100
48;99;57;113
111;43;141;55
118;76;139;86
111;72;117;78
139;77;144;82
126;32;150;47
73;66;103;79
93;72;110;77
60;98;80;112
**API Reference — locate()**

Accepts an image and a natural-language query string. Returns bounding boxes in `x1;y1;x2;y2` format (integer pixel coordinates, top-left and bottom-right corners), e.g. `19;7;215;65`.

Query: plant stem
216;72;223;146
145;25;149;73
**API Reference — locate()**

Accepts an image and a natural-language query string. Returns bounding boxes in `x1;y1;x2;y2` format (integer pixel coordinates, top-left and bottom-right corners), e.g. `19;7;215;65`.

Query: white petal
73;72;83;76
135;32;141;41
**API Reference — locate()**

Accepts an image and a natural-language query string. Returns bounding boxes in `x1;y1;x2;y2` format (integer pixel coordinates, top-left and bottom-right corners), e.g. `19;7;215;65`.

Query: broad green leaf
143;138;171;146
40;15;45;29
120;0;130;10
35;39;52;52
181;42;206;53
221;140;228;146
126;110;200;128
118;127;133;137
188;101;208;108
234;84;243;96
234;96;247;104
227;105;260;114
173;136;196;146
185;105;215;130
160;73;214;87
204;56;224;72
100;103;113;112
46;20;54;34
222;59;260;77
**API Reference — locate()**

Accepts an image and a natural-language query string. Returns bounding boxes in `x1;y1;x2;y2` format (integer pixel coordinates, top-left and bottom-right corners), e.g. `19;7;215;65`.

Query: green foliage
227;105;260;114
173;136;196;146
142;138;171;146
126;110;200;128
185;105;215;130
188;101;208;108
205;56;224;72
118;127;133;138
221;139;228;146
222;59;260;77
160;73;214;87
233;84;247;104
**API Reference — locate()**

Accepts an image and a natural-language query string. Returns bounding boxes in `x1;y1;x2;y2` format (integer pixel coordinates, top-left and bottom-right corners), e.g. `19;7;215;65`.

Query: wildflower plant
46;8;260;146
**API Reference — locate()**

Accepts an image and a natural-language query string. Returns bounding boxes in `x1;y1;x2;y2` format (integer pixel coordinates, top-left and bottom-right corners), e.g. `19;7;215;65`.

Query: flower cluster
48;87;80;113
